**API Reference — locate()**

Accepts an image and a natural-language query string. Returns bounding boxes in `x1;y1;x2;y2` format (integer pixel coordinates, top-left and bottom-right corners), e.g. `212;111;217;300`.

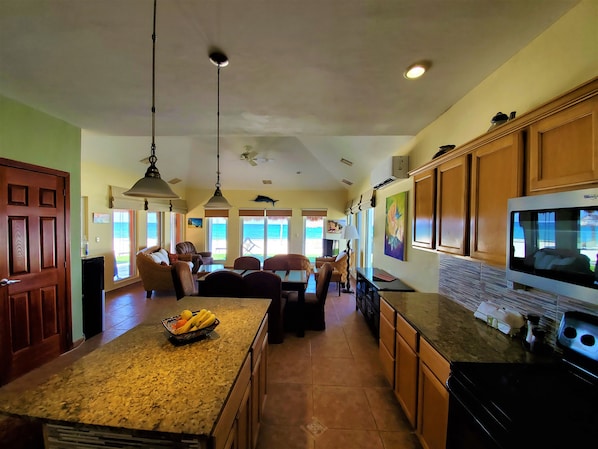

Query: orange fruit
173;318;187;329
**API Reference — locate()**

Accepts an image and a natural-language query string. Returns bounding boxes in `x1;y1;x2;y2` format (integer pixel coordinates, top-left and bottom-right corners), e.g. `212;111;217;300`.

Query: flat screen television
323;239;339;257
506;187;598;304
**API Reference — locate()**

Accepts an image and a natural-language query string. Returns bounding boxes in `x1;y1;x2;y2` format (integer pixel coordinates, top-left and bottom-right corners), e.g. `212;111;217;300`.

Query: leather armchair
175;241;213;273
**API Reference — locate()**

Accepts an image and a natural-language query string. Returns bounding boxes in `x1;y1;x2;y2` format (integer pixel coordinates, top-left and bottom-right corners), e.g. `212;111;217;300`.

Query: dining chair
233;256;261;270
201;270;246;298
262;256;289;271
243;270;284;344
171;261;198;300
284;262;333;332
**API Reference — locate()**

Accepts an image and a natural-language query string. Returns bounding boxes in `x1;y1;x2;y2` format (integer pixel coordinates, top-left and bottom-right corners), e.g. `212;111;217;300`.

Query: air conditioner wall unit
370;156;409;190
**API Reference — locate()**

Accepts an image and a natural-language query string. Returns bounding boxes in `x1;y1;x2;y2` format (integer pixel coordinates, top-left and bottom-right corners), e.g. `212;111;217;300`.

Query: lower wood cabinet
213;355;252;449
417;339;450;449
394;314;419;428
379;302;450;448
214;315;269;449
251;317;268;448
379;299;396;387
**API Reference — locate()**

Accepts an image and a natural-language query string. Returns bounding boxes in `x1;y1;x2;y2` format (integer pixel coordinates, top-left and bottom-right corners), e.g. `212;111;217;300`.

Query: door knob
0;278;21;286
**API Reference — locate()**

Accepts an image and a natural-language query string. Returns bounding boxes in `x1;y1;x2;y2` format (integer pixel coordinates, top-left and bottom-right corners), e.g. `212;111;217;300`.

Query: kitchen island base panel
44;423;207;449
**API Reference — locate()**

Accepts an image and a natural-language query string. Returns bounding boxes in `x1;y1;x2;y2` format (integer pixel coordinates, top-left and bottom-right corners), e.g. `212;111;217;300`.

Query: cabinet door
417;363;449;449
470;133;524;265
251;320;268;448
379;300;396;387
236;382;252;449
413;168;436;249
528;96;598;193
394;332;418;427
436;154;470;255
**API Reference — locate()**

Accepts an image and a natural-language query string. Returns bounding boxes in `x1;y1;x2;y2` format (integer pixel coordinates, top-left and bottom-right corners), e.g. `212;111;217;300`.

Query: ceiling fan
240;145;273;166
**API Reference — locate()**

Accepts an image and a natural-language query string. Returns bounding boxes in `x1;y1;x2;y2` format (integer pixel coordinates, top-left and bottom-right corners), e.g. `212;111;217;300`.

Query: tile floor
0;279;421;449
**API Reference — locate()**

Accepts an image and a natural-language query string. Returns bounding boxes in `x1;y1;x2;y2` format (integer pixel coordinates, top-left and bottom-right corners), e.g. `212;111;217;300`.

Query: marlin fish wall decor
253;195;278;206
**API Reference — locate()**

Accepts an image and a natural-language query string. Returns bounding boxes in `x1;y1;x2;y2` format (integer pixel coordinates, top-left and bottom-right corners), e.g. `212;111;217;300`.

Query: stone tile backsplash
438;254;598;348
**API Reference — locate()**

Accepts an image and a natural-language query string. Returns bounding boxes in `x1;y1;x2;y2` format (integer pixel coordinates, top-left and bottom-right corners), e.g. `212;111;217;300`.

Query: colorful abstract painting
385;191;407;260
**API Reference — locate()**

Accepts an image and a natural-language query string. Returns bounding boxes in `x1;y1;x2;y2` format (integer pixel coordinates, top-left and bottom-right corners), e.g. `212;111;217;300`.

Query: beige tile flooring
258;285;421;449
1;280;421;449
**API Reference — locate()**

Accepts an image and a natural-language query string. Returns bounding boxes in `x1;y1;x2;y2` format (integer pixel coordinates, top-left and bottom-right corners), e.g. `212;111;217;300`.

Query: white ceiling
0;0;580;191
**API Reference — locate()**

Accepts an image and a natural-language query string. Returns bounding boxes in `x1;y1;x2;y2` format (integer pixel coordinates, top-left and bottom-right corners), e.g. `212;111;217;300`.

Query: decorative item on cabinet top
487;111;516;131
432;144;456;160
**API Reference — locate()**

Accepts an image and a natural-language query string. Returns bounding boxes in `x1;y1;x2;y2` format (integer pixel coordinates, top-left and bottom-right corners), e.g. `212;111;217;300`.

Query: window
364;208;375;268
207;217;227;262
147;211;160;248
241;214;290;262
113;209;135;281
266;216;289;257
304;216;325;262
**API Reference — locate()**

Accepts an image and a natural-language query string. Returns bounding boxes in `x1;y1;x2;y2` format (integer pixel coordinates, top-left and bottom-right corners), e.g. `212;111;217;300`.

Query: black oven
447;311;598;449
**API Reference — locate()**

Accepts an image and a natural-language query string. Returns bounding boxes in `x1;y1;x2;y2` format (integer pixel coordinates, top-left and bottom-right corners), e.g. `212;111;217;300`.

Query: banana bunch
175;309;217;334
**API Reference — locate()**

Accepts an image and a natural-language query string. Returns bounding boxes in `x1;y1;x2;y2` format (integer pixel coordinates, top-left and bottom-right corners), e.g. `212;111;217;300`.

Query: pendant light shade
204;51;232;209
124;0;178;199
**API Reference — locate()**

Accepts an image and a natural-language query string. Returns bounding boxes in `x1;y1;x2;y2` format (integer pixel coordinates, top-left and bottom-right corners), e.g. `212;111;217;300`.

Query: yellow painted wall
185;187;348;267
349;0;598;292
81;160;348;290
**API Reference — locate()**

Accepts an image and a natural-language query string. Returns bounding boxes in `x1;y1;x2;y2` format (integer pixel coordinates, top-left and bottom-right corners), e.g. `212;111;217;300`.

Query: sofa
175;241;213;273
315;251;350;295
136;246;192;298
263;253;313;277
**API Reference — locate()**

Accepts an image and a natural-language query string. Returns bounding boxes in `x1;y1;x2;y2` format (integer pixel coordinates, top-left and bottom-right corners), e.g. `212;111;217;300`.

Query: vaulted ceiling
0;0;580;191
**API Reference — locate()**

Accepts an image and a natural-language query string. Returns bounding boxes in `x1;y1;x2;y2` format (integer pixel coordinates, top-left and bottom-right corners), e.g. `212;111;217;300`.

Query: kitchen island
0;296;270;449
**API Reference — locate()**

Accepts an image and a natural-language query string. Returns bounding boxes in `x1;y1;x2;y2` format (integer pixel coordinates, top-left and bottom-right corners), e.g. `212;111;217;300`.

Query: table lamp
341;224;359;293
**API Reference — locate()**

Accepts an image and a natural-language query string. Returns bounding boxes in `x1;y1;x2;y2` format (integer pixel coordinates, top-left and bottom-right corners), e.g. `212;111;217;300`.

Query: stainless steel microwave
506;187;598;303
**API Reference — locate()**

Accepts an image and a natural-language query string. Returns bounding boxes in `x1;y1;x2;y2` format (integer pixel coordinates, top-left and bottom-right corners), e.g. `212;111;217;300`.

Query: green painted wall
0;94;84;341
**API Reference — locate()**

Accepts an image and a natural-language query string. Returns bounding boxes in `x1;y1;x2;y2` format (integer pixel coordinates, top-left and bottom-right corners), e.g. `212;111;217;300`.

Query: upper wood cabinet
528;95;598;194
436;154;470;255
469;132;524;265
412;169;436;249
410;77;598;266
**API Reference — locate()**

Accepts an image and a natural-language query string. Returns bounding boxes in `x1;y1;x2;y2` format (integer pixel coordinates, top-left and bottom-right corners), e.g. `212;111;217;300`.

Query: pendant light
203;51;232;209
124;0;178;199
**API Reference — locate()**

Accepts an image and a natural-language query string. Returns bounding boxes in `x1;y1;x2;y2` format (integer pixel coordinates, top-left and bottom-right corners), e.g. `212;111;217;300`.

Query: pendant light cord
150;0;157;162
216;63;221;188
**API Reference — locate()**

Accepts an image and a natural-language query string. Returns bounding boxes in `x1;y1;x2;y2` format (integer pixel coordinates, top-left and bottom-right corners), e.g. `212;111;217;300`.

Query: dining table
198;268;310;337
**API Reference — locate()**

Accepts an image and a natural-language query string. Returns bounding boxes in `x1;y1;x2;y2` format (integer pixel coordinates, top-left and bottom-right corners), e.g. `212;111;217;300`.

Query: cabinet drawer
419;338;450;385
396;313;418;352
380;298;396;326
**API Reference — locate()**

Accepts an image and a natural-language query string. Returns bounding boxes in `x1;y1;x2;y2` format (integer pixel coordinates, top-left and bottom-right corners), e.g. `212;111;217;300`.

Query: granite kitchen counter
380;292;536;364
0;297;270;445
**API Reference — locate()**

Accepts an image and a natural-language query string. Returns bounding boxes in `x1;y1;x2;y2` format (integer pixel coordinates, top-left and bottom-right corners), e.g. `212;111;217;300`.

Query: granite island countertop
380;292;539;364
0;297;270;441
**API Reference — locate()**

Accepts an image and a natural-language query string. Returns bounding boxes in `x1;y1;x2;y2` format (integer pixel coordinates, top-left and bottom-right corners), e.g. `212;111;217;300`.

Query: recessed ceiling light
404;61;431;80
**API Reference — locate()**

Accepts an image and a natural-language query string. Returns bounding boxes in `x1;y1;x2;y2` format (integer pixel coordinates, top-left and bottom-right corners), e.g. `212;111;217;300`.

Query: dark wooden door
0;159;71;385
